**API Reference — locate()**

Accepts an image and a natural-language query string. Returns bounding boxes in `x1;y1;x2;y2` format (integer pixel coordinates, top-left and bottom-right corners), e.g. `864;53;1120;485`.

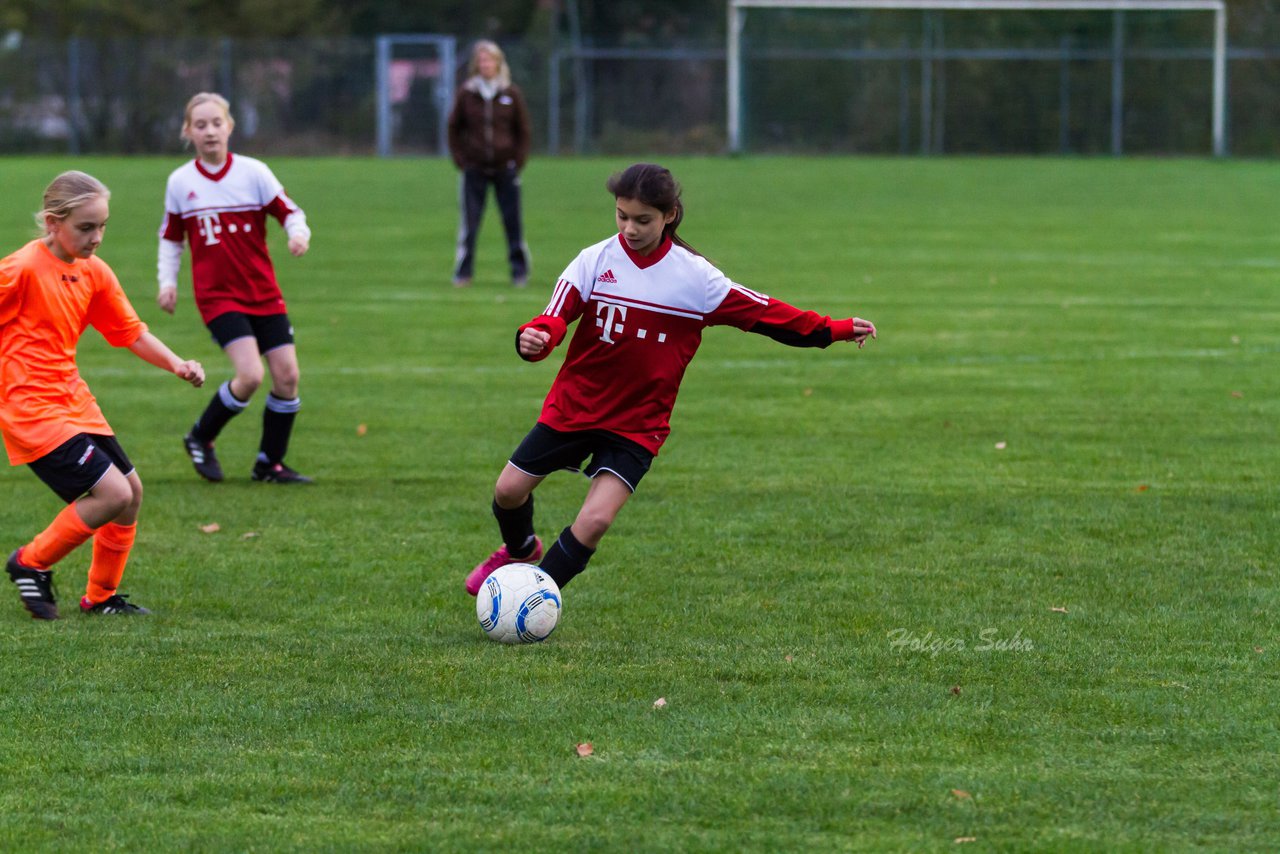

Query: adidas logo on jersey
597;269;617;283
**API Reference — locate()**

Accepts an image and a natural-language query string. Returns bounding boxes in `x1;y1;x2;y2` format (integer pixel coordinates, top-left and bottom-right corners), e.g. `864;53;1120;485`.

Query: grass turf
0;154;1277;851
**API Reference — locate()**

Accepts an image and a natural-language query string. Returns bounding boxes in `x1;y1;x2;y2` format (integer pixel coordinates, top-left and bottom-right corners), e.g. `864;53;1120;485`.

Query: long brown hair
605;163;700;257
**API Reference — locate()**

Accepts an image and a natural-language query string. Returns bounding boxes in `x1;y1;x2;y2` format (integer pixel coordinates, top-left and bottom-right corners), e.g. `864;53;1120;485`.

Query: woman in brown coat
447;40;533;288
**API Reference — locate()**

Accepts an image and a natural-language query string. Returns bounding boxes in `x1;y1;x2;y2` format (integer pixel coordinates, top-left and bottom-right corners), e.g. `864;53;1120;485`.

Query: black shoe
80;594;150;615
252;460;314;484
183;433;224;482
6;550;58;620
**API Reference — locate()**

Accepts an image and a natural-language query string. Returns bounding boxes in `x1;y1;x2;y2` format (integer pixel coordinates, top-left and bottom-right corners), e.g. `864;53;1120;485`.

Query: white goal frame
727;0;1227;155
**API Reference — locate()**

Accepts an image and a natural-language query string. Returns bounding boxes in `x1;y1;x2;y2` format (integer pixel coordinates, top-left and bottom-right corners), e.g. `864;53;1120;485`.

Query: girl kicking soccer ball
466;162;876;595
2;171;206;619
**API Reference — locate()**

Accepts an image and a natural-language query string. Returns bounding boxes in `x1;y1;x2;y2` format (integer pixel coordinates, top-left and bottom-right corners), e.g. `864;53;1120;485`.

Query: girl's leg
191;337;265;443
85;470;144;606
18;466;131;570
466;464;545;595
186;337;265;481
260;344;301;466
540;472;633;589
494;463;545;555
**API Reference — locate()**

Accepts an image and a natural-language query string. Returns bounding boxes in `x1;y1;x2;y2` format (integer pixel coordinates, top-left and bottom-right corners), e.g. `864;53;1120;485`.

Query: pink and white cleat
466;537;543;596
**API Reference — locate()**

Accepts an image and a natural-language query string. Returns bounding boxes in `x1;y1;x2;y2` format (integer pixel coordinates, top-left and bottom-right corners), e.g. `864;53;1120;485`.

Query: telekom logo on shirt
197;213;223;245
595;301;627;344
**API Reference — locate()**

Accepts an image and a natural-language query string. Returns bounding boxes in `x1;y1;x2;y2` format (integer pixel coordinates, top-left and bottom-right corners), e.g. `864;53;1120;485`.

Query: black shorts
509;423;654;493
28;433;134;504
207;311;294;352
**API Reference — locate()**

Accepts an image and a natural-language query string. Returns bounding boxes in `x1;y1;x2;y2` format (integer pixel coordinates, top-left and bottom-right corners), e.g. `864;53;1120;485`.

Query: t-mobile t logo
197;213;223;245
596;301;627;344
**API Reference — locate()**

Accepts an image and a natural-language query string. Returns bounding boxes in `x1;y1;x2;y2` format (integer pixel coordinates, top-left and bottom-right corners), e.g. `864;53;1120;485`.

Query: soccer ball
476;563;562;644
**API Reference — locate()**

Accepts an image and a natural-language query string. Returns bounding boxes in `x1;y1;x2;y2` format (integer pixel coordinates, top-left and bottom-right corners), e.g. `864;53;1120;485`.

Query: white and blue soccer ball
476;563;562;644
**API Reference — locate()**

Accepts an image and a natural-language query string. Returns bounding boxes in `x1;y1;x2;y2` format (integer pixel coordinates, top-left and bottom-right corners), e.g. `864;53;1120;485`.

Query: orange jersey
0;239;147;465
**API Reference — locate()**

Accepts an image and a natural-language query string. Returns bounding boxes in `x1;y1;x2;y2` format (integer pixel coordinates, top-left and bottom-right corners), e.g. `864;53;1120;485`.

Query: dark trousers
453;166;529;282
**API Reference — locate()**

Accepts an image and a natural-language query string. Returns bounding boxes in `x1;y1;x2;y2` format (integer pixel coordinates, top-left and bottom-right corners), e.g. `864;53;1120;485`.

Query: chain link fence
1;28;1278;156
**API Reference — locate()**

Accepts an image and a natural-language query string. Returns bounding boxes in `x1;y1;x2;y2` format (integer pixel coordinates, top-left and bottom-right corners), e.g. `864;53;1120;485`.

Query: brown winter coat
447;79;532;174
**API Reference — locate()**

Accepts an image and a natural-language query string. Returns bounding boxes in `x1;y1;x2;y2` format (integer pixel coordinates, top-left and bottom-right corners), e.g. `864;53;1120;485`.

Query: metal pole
219;38;233;100
920;12;932;154
549;51;561;154
67;37;81;155
728;2;743;152
1211;3;1226;156
898;35;910;153
375;36;391;157
439;37;455;156
1110;9;1124;155
1058;34;1071;153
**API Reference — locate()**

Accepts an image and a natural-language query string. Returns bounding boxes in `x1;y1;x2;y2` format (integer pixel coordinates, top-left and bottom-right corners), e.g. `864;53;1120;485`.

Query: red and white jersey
520;234;857;454
159;153;307;323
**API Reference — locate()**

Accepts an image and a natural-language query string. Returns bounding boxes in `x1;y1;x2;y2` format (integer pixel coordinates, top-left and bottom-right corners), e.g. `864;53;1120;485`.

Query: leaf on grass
994;441;1007;450
240;531;259;540
356;423;368;436
784;654;794;663
1230;391;1244;399
950;685;962;696
199;523;221;534
1254;646;1264;654
955;837;977;844
575;743;593;757
951;789;972;800
802;388;813;397
1050;606;1069;614
1231;335;1240;345
653;697;667;709
1136;484;1150;492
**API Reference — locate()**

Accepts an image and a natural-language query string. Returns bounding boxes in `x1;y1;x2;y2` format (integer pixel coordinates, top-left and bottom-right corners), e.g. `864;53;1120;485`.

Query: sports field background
0;155;1277;850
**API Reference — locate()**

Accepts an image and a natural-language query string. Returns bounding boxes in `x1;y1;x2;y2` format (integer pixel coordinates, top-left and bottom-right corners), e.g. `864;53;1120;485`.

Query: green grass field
0;154;1277;851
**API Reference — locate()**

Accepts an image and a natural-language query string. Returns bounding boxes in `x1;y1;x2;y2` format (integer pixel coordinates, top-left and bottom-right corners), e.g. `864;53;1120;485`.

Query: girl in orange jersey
1;171;206;620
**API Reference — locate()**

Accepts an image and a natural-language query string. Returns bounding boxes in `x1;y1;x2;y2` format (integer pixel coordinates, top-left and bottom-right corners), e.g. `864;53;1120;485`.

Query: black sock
192;380;247;443
260;394;300;464
494;496;537;557
539;526;595;589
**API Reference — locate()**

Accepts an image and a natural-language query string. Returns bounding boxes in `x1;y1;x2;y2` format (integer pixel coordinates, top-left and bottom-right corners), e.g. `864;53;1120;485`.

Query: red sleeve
709;286;855;348
264;194;295;226
515;278;583;361
161;211;185;242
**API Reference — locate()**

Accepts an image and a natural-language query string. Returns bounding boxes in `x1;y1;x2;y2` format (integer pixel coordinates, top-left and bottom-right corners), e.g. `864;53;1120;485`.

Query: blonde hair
181;91;234;143
33;171;110;232
468;40;511;88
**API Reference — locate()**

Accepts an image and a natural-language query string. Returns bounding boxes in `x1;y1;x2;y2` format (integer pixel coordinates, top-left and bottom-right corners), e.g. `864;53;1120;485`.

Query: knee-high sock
192;380;248;443
86;522;136;604
493;496;537;557
260;394;300;464
21;504;95;569
539;526;595;590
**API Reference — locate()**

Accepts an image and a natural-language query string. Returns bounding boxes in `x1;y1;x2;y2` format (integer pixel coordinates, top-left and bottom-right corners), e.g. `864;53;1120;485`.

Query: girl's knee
235;368;264;397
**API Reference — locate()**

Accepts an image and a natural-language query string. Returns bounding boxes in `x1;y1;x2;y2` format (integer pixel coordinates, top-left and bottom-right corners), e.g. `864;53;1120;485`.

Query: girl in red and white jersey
466;163;877;596
158;92;313;484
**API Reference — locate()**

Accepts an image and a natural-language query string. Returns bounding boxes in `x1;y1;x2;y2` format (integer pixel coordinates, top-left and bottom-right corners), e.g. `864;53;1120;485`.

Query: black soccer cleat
80;594;151;616
183;433;224;482
251;460;314;484
7;549;58;620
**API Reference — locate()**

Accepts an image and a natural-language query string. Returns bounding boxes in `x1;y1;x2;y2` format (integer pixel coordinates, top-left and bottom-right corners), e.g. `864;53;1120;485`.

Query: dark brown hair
606;163;700;257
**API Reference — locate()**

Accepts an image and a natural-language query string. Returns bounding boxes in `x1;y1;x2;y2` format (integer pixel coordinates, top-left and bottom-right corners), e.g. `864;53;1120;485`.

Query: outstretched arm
128;331;205;387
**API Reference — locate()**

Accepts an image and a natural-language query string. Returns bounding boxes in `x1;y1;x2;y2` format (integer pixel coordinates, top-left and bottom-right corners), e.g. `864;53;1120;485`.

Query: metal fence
1;30;1279;157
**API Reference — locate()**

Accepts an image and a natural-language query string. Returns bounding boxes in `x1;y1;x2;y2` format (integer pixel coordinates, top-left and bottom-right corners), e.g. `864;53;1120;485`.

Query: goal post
726;0;1227;155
